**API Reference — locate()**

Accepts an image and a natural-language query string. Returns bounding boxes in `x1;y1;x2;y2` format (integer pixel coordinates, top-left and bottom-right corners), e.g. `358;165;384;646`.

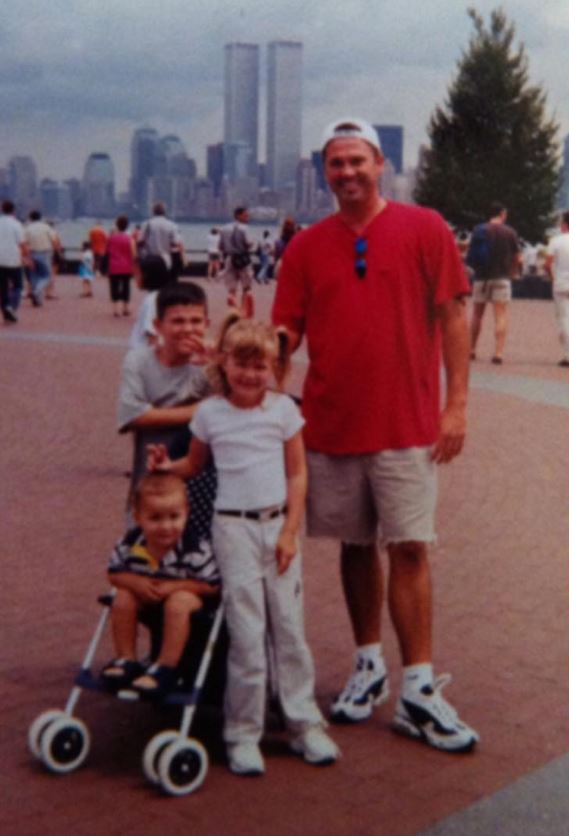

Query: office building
266;40;303;191
82;153;115;217
130;127;160;216
374;125;403;175
8;156;38;214
224;43;259;177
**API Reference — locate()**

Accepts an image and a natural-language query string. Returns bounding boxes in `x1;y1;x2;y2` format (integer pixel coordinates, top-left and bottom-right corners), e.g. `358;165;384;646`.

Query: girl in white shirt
147;314;338;776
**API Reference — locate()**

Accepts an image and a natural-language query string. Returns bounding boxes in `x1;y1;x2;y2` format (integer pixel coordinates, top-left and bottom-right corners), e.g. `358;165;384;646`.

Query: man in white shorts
545;212;569;367
273;118;478;753
468;202;521;364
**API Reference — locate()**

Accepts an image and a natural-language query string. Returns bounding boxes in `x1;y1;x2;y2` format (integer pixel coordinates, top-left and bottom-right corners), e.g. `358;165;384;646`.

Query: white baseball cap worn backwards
321;118;382;154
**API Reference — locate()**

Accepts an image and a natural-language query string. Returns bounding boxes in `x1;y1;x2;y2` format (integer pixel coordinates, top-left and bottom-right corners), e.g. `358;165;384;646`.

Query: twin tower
224;41;303;192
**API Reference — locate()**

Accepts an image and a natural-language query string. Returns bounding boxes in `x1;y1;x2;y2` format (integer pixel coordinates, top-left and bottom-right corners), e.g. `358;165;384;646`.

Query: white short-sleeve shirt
191;392;304;510
548;232;569;293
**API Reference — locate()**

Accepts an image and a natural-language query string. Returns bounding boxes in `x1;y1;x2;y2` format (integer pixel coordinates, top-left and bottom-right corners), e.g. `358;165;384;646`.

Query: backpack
229;224;251;270
466;224;490;275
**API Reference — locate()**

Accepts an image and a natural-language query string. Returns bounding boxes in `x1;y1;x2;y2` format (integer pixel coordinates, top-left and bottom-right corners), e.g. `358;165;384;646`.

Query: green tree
414;8;560;242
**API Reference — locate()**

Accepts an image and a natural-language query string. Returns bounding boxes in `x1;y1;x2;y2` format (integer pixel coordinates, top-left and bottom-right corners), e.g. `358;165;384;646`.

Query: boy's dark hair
2;200;15;214
116;214;129;232
29;209;42;221
489;201;506;219
133;472;188;514
156;282;208;320
233;206;247;219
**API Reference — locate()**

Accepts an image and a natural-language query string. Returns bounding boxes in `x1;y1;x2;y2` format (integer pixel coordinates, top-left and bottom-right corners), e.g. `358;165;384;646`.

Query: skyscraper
224;43;259;178
82;153;115;217
8;156;38;214
373;125;404;175
130;127;160;216
266;41;303;191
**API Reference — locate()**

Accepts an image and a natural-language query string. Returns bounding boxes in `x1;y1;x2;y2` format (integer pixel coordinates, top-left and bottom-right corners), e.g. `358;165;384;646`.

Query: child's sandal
131;664;178;700
100;658;144;690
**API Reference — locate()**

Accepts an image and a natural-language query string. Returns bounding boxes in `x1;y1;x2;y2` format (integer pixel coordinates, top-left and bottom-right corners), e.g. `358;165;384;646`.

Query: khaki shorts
306;447;437;547
472;278;512;303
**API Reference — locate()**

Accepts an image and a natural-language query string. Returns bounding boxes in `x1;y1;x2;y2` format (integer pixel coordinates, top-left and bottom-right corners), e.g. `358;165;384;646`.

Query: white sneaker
290;727;340;765
331;658;390;723
227;742;265;776
392;674;479;753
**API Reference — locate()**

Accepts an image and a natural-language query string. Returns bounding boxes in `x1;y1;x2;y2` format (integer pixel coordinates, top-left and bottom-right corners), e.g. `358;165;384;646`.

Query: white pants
212;514;323;744
553;289;569;360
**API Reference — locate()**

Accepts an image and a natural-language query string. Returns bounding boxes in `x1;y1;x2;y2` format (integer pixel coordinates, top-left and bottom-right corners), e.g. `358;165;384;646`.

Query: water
55;219;281;254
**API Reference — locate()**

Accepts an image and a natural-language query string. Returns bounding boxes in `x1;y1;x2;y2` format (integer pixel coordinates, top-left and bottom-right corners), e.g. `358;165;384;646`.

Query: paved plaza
1;275;568;835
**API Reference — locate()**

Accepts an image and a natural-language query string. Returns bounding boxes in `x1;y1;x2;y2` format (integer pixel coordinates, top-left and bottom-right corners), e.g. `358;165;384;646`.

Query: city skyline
1;1;567;192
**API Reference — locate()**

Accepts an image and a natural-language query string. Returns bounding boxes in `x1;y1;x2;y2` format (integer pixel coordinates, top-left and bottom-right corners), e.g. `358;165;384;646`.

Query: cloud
0;0;566;187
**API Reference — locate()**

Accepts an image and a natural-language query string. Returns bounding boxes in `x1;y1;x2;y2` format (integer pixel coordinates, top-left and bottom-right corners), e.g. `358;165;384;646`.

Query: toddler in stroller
102;472;219;698
28;470;226;796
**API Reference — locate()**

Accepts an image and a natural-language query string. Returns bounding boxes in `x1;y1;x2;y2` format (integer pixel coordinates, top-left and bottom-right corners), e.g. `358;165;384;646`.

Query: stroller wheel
142;731;179;784
39;716;90;774
157;738;209;796
28;710;66;758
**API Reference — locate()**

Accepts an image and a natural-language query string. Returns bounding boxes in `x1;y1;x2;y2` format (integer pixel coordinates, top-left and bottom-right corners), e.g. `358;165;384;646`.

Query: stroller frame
28;590;226;796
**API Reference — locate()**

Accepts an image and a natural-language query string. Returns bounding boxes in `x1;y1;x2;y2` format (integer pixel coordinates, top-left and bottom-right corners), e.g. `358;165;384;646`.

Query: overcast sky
1;0;568;191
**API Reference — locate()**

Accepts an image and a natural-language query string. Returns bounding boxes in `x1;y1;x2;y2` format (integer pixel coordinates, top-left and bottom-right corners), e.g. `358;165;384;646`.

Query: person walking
0;201;28;323
219;207;255;316
256;230;273;284
206;227;221;280
107;215;136;317
467;202;521;364
138;202;184;291
89;221;108;280
273;117;478;753
25;210;59;306
545;211;569;367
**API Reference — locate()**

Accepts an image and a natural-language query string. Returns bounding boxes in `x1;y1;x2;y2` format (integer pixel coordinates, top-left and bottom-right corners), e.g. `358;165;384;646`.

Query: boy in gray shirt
118;283;211;502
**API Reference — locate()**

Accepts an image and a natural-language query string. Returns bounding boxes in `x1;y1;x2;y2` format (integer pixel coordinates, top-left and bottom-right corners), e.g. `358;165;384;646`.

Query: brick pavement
1;277;568;836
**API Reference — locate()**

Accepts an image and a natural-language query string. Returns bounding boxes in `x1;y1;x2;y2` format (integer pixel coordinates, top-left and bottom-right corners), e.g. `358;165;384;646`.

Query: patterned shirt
108;526;220;585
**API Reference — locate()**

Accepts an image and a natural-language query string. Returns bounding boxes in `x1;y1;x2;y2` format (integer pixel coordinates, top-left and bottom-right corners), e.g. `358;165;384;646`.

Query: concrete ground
1;274;568;836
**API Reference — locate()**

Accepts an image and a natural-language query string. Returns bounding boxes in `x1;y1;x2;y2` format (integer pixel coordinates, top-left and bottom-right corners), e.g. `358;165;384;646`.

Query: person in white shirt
147;314;339;777
25;210;58;306
545;211;569;367
0;200;28;323
139;203;184;290
206;227;221;280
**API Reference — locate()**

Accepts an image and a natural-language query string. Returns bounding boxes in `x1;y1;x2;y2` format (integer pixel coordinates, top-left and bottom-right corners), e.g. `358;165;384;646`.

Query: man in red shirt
273;118;477;753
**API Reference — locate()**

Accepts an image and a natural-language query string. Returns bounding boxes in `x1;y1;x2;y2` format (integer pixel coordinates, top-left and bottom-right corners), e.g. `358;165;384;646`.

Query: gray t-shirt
140;215;181;269
117;346;209;490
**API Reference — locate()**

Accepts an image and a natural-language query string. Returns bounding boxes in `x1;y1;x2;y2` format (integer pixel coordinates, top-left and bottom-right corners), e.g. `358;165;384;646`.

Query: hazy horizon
1;1;567;190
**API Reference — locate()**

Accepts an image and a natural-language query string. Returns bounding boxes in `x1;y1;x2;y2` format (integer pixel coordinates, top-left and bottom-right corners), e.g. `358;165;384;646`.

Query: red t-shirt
89;226;108;255
272;202;470;455
107;232;134;275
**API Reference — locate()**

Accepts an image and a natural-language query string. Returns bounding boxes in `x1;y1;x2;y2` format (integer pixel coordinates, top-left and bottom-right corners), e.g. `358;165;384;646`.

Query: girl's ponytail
216;310;242;353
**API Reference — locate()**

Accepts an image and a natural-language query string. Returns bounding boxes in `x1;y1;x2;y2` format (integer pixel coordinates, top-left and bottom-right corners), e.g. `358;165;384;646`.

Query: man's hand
431;405;466;464
146;443;173;472
275;528;298;575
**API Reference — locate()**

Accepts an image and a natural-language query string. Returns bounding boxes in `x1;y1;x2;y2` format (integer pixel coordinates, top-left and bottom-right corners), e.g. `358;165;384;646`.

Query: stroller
28;464;228;797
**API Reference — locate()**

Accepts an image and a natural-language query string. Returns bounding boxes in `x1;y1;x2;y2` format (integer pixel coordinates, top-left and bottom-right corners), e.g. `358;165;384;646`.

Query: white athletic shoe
392;674;479;753
227;742;265;776
290;727;340;765
330;658;390;723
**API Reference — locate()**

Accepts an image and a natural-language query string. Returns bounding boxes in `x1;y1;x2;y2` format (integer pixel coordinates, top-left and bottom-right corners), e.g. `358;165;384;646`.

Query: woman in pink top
107;215;136;317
